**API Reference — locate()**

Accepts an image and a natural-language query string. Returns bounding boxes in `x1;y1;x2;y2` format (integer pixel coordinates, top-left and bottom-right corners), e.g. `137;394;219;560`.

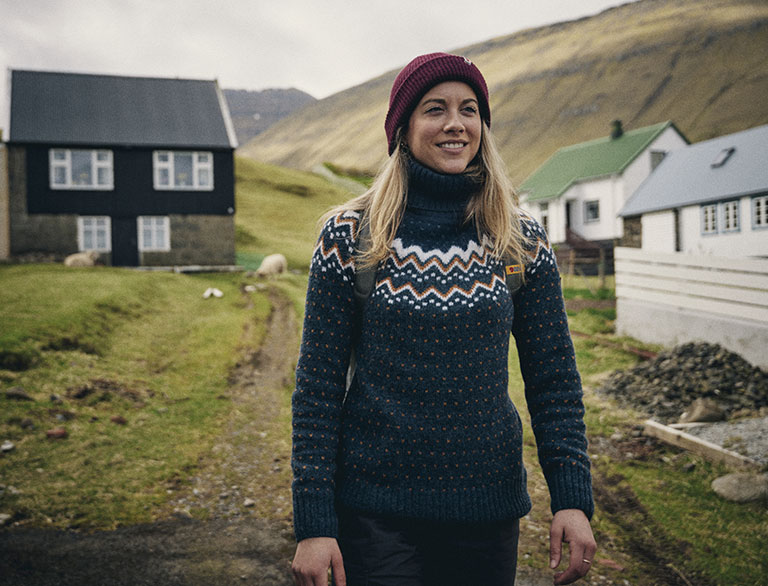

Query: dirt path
0;286;299;586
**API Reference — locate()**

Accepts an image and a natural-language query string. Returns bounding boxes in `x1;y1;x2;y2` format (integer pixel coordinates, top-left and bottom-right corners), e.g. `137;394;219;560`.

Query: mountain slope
223;88;316;146
239;0;768;186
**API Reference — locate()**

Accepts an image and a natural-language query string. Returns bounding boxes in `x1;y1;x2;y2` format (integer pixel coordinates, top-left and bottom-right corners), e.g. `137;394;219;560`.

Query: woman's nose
443;110;465;133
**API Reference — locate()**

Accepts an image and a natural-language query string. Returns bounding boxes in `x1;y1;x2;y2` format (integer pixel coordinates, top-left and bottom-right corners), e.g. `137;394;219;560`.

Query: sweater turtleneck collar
406;159;480;212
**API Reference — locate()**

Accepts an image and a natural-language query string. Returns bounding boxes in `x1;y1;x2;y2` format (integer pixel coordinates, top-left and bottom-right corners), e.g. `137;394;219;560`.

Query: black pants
336;509;519;586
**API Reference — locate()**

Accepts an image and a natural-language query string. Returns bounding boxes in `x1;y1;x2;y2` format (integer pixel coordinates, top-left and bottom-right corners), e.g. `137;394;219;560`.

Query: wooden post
598;248;606;290
568;249;575;276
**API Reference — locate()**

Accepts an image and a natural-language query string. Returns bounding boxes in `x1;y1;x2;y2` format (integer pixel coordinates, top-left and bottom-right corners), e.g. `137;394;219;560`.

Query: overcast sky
1;0;638;132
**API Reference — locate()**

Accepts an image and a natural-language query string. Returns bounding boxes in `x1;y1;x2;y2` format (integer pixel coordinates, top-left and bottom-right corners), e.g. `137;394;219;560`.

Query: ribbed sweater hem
336;478;532;525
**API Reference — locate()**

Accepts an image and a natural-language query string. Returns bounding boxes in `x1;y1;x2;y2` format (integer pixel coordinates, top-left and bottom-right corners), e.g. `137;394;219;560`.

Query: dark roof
620;124;768;216
9;69;237;148
520;122;684;202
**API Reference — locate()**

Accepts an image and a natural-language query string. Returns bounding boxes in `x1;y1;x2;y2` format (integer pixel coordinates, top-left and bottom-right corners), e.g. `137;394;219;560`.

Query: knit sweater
291;160;593;542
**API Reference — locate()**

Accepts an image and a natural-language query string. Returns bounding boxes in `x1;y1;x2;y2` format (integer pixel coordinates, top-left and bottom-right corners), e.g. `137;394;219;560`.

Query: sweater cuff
547;465;594;520
292;491;339;542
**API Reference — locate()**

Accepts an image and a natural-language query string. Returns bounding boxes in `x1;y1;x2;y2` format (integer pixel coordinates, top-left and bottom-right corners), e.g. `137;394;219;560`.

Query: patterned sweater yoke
291;160;593;542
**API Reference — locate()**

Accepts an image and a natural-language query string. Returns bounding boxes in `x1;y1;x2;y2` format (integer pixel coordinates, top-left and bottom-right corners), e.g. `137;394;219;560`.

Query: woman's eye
426;106;443;114
463;106;478;114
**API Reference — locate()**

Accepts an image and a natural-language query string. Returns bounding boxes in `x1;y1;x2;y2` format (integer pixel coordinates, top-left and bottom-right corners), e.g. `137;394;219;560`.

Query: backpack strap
353;218;376;315
347;215;374;391
503;261;524;295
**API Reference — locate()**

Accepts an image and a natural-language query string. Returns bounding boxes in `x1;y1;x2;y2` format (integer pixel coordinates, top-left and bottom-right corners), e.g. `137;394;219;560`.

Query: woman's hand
291;537;346;586
549;509;597;585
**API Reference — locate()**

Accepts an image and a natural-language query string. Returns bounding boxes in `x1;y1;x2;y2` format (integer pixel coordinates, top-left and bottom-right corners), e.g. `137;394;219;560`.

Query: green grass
508;279;767;585
0;264;270;529
234;156;352;271
614;455;768;585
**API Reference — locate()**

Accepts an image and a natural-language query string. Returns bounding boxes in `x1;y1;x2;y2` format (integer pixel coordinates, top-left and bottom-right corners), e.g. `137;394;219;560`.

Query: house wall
565;176;621;241
8;145;236;265
615;247;768;369
24;145;235;216
678;195;768;257
0;143;9;259
640;210;677;252
140;214;235;266
8;146;79;258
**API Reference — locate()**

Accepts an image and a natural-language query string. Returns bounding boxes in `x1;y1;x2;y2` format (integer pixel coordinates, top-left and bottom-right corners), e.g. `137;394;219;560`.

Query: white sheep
64;250;100;267
255;253;288;278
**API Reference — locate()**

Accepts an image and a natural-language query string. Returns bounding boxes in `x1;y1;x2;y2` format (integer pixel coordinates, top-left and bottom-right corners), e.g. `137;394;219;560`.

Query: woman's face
405;81;482;175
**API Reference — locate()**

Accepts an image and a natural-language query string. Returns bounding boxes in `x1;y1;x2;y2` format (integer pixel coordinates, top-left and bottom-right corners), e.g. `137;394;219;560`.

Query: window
138;216;170;251
711;147;735;168
753;195;768;229
722;200;740;232
50;149;113;190
78;216;111;252
650;150;666;170
539;202;549;235
584;200;600;223
153;151;213;190
701;204;718;234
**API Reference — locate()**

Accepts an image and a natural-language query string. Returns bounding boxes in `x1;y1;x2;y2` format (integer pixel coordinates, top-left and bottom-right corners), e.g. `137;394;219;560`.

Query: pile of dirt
597;342;768;424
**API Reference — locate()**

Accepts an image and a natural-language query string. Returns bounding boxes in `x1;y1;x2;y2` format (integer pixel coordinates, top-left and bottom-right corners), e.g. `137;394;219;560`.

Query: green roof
520;122;676;202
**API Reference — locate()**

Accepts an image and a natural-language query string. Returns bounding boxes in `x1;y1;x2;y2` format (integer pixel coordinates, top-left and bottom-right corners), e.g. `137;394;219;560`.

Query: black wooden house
5;69;238;266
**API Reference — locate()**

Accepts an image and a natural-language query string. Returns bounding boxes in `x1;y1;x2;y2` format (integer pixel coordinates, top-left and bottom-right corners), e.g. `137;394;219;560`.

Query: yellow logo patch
505;264;523;275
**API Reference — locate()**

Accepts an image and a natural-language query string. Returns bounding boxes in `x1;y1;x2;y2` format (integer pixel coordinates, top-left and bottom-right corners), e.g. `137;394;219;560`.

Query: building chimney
610;120;624;140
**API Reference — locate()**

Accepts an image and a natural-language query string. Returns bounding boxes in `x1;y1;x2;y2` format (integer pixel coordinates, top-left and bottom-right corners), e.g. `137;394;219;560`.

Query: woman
291;53;596;586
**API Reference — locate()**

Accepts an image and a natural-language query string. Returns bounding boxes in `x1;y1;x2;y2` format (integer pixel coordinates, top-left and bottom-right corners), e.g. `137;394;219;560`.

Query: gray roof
620;124;768;216
9;69;237;148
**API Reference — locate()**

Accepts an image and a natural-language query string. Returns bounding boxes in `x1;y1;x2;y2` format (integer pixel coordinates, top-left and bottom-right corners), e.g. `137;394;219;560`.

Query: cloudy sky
1;0;637;131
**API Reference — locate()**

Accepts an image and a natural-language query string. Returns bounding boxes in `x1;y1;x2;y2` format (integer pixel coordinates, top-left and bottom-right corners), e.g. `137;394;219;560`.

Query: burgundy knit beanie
385;52;491;155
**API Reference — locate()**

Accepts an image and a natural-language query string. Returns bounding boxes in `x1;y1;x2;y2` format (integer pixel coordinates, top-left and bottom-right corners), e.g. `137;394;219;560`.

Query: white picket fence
614;247;768;369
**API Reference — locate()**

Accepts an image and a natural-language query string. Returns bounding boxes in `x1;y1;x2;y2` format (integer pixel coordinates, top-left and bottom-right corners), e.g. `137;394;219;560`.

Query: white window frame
137;216;171;252
701;204;718;235
153;151;213;191
77;216;112;252
752;195;768;230
721;200;740;233
50;149;113;190
584;200;600;223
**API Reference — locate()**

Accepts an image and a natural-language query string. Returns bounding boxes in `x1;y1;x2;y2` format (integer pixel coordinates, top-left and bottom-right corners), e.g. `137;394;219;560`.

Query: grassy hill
234;156;355;271
239;0;768;186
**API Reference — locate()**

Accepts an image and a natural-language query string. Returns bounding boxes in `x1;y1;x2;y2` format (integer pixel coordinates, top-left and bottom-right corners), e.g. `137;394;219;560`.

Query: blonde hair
321;124;529;270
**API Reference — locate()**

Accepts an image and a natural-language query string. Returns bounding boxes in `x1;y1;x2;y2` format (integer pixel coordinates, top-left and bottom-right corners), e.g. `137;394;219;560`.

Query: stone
5;387;33;401
598;342;768;423
1;441;15;453
711;473;768;503
110;415;127;425
243;498;256;507
0;513;12;526
46;427;68;439
680;398;726;423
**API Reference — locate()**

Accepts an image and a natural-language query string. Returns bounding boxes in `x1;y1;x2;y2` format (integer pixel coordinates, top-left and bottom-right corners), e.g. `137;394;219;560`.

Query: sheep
255;253;287;278
64;250;100;267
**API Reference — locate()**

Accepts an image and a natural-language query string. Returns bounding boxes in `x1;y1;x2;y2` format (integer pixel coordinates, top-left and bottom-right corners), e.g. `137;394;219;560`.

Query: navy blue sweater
291;161;593;541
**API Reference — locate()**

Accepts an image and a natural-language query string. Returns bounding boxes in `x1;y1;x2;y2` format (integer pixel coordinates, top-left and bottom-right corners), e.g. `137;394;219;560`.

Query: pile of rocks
597;342;768;423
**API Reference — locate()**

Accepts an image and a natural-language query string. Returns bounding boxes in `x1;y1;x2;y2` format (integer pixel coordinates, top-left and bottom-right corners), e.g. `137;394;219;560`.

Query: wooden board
643;419;761;470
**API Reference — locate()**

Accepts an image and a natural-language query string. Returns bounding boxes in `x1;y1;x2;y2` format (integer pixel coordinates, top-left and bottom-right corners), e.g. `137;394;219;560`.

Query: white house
619;124;768;257
519;121;688;247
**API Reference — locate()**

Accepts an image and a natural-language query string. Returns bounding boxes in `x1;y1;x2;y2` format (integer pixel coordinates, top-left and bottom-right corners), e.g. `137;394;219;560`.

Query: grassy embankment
1;158;765;584
0;266;269;528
